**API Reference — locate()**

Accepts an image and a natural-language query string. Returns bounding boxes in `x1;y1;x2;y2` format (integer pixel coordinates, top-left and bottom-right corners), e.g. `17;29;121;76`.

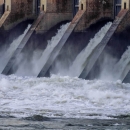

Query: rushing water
0;75;130;129
0;22;130;129
15;23;70;77
68;22;112;77
114;46;130;81
0;74;130;119
0;24;31;73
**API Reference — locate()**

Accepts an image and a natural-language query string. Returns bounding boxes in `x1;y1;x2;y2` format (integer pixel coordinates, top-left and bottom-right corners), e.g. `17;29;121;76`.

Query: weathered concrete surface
1;12;45;75
1;0;34;30
36;13;72;33
75;0;114;32
37;10;85;77
116;10;130;32
36;0;73;33
0;0;4;5
0;11;10;28
79;9;128;79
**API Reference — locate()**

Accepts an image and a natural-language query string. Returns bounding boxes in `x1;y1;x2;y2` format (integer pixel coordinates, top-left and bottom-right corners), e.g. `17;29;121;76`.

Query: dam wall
75;0;114;32
0;0;34;30
116;0;130;33
115;11;130;33
36;0;114;33
0;0;130;33
36;0;73;33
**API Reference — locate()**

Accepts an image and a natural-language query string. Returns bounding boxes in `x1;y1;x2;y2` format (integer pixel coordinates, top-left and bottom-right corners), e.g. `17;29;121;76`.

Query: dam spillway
0;24;31;74
15;22;70;77
1;12;45;75
79;9;128;79
37;10;85;77
1;0;130;129
0;14;129;82
68;22;112;78
0;0;130;83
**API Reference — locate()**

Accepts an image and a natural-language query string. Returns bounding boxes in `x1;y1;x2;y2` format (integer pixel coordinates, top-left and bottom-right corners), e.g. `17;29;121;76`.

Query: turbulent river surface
0;74;130;129
0;21;130;129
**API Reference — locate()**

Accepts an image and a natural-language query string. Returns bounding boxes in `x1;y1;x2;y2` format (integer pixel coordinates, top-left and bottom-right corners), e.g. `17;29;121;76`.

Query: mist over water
113;46;130;81
0;20;130;123
0;74;130;119
9;22;130;82
0;24;31;73
49;22;112;77
96;46;130;82
15;23;70;77
98;53;117;81
67;22;112;77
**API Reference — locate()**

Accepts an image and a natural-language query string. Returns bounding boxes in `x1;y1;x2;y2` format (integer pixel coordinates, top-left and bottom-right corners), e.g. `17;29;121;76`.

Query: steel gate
2;3;5;14
114;0;121;17
73;0;79;17
35;0;41;15
0;3;5;18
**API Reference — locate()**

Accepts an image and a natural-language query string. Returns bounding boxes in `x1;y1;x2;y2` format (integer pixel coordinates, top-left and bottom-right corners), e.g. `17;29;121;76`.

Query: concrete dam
0;0;130;83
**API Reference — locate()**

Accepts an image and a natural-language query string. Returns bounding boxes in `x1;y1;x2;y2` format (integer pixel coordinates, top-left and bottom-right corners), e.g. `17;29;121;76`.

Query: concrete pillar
1;0;34;30
121;0;130;9
40;0;47;12
75;0;114;32
79;0;87;10
36;0;73;33
5;0;11;11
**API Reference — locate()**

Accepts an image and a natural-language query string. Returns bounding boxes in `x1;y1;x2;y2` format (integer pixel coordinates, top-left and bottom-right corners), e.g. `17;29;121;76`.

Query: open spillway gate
37;9;129;79
36;0;130;79
73;0;79;16
0;0;130;82
78;9;128;79
114;0;121;17
37;10;85;77
1;11;45;75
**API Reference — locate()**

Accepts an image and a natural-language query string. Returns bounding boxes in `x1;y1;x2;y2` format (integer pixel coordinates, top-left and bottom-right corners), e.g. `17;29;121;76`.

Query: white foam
69;22;112;77
15;23;70;77
0;74;130;119
0;24;31;73
114;46;130;81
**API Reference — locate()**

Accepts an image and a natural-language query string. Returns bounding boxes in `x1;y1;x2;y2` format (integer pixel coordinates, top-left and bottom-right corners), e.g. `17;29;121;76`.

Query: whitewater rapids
69;22;112;77
0;74;130;119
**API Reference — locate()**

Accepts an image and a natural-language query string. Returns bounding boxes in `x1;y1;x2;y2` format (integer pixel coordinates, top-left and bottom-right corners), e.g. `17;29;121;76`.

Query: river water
0;19;130;130
0;75;130;129
1;117;130;129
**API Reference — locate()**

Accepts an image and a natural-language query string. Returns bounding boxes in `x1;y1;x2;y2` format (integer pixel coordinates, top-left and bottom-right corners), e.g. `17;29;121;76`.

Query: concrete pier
37;10;85;77
79;9;128;79
1;12;45;75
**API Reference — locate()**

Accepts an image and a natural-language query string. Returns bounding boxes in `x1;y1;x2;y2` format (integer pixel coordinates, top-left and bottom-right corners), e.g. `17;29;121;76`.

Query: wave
0;74;130;119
